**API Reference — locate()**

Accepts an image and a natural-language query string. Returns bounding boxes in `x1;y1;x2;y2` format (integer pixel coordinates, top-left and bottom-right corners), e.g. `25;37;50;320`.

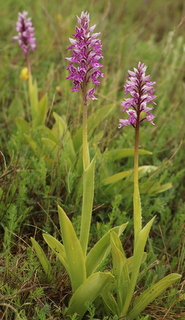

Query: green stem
82;88;90;170
26;53;31;75
25;53;31;122
80;158;95;255
133;121;142;246
80;85;93;256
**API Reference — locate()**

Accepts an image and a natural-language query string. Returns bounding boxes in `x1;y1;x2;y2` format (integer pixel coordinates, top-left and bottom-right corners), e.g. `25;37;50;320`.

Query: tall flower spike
66;11;104;103
119;62;156;129
13;11;36;55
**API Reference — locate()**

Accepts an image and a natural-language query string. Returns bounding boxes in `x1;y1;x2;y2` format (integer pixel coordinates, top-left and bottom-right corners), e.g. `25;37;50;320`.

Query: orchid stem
82;89;90;170
133;121;142;247
26;53;31;75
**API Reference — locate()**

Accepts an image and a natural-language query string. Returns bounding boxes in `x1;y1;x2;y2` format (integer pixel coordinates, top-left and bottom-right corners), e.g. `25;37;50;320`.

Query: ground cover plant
0;0;185;319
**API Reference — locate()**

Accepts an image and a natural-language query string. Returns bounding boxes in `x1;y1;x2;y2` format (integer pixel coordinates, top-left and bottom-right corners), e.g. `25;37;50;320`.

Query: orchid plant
13;11;48;132
30;11;126;319
100;62;181;319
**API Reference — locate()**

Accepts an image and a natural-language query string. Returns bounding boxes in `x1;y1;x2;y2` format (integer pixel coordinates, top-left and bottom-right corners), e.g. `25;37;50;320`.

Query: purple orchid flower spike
119;62;156;129
13;11;36;55
66;11;104;103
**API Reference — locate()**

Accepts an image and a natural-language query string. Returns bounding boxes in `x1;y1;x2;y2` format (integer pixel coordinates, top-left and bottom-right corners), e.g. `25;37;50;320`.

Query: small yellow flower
20;67;29;81
56;14;62;24
56;86;62;96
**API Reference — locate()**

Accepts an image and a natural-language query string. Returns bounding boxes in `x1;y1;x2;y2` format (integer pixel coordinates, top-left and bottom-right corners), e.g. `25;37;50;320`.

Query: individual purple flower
13;11;36;55
119;62;156;129
66;11;104;103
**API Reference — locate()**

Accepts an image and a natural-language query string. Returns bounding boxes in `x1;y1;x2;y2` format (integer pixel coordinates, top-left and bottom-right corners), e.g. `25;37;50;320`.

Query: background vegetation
0;0;185;319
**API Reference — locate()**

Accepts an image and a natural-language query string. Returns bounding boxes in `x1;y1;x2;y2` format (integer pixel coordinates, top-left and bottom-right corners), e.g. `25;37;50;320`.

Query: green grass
0;0;185;319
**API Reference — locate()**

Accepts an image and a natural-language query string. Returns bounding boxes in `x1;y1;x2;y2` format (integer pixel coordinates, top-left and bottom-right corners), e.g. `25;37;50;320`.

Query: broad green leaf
80;158;95;255
36;94;48;126
150;182;173;195
132;215;155;277
121;216;155;317
110;229;125;255
31;237;53;282
88;104;115;135
52;112;76;163
126;253;147;274
140;180;172;195
67;272;115;319
127;273;182;320
101;289;119;316
24;134;40;156
104;170;132;185
104;148;152;163
76;148;83;175
137;165;158;179
101;277;119;315
15;117;30;135
42;137;73;170
8;97;25;120
58;205;86;291
86;223;128;277
43;155;54;170
43;234;69;274
41;138;60;159
40;126;58;143
62;129;76;164
91;130;104;146
33;93;48;127
110;231;130;309
104;166;158;186
73;104;115;152
52;111;67;138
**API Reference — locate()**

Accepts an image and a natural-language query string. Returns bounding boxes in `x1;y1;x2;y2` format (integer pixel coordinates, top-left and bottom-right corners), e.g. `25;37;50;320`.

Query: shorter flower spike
66;11;104;103
13;11;36;55
119;62;156;129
